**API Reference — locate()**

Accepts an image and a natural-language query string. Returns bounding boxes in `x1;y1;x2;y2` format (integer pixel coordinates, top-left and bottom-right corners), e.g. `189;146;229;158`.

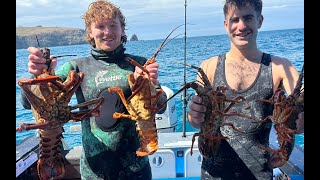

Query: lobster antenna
160;33;183;50
180;62;210;88
36;35;41;47
151;24;184;60
54;55;77;58
34;35;77;69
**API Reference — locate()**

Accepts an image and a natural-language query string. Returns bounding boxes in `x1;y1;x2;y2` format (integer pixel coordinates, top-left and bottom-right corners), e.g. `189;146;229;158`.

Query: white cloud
16;0;304;40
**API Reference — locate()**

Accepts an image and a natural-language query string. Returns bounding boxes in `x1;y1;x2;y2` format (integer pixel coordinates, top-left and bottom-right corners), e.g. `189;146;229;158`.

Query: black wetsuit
201;53;274;180
21;44;167;180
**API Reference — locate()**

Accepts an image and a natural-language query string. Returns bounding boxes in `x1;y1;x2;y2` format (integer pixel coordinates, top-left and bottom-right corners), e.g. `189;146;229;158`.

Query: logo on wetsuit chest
95;70;122;86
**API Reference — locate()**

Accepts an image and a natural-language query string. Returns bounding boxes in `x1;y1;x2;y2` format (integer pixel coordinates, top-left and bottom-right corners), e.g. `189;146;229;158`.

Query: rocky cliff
130;34;138;41
16;27;87;49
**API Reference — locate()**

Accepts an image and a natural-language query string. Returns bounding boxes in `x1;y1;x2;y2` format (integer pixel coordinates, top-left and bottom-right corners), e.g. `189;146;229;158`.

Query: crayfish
166;63;257;158
255;64;304;168
108;25;182;156
16;47;104;180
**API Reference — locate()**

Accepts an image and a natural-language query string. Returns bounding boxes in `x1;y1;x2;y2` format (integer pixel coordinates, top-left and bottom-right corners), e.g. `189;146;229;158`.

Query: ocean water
16;28;304;149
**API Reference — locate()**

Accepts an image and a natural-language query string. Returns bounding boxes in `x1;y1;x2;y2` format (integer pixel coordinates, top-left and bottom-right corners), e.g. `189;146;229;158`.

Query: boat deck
16;130;304;179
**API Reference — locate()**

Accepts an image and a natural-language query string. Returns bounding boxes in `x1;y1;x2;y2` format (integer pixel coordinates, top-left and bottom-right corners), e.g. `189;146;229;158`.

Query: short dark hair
223;0;263;17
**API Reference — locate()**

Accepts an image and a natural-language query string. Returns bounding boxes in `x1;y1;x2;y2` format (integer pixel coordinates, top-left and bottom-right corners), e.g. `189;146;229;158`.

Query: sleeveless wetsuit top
201;53;274;180
55;44;153;180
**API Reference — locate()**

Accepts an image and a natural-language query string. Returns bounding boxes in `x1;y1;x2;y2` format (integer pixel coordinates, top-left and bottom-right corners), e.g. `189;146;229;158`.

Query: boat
16;2;303;179
16;85;304;180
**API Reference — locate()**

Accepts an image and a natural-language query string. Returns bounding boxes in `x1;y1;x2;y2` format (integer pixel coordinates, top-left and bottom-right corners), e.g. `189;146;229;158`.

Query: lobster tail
268;134;295;168
136;119;158;156
37;127;66;180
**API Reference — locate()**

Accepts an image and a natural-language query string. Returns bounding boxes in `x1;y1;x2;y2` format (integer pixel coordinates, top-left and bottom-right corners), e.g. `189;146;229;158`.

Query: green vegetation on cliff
16;26;87;49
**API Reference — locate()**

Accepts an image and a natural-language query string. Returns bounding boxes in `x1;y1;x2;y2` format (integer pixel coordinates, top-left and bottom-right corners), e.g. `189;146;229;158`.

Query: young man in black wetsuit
22;0;167;179
187;0;304;179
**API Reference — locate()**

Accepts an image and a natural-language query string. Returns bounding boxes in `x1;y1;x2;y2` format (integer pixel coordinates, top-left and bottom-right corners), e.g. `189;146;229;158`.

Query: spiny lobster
108;25;182;156
164;63;257;158
16;47;104;179
255;64;304;168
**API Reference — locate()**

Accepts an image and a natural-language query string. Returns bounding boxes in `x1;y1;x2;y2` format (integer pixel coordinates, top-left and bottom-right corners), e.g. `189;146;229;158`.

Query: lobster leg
149;83;197;118
153;81;195;109
267;137;294;168
45;70;78;91
127;57;150;78
282;127;299;137
144;89;164;110
128;75;150;101
18;76;60;85
16;121;50;131
108;87;134;119
256;99;273;103
141;88;163;100
149;81;208;119
274;125;295;142
181;63;212;86
224;96;251;113
190;132;201;156
61;71;84;101
19;83;54;112
18;76;61;105
70;97;104;121
112;112;133;119
62;71;82;89
223;122;245;133
222;111;266;123
258;145;280;153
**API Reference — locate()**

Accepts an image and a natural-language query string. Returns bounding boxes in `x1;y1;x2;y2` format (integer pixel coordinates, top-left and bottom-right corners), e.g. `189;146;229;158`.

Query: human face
224;5;263;49
89;17;125;51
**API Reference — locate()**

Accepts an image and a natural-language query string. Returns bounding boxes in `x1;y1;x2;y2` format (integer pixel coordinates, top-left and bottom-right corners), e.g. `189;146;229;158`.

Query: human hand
134;62;160;85
27;47;57;76
187;95;207;129
296;112;304;134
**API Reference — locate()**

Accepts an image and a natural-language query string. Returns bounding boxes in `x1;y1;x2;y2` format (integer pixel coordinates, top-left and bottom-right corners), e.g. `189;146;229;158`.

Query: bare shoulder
271;55;293;68
200;56;218;68
199;56;219;85
271;55;297;76
270;55;300;93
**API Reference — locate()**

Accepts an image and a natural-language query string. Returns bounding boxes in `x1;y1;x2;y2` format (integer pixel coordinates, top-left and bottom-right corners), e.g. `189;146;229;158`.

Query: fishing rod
182;0;187;137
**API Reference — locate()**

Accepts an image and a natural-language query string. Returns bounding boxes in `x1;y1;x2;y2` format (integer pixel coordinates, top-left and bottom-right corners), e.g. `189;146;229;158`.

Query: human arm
186;61;208;129
272;56;304;133
27;47;58;76
295;112;304;134
20;47;59;109
186;58;217;129
271;56;301;95
296;87;304;134
133;61;160;85
20;90;32;109
187;95;207;129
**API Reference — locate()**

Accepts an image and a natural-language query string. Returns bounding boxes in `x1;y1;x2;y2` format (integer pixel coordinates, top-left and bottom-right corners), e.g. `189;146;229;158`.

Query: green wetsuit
21;44;166;180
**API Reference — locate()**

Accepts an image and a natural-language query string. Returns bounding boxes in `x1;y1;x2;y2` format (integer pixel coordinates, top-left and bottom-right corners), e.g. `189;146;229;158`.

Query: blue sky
16;0;304;40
